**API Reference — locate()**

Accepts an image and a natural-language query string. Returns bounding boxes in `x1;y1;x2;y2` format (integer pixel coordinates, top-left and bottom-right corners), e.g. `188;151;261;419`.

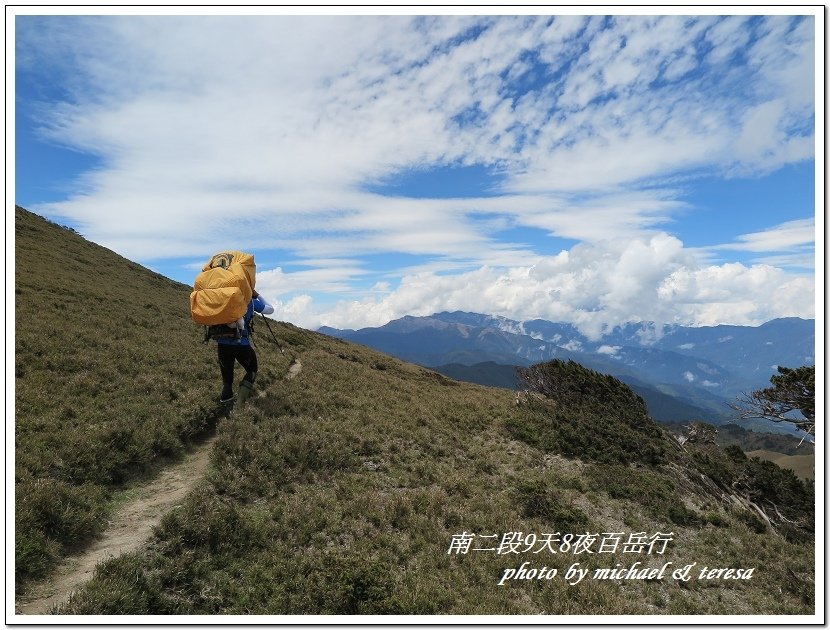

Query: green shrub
737;510;768;534
59;554;170;614
15;479;107;582
15;529;59;586
703;511;730;527
210;414;358;501
155;485;263;555
584;464;701;526
691;449;737;490
298;554;399;614
508;360;669;466
666;503;701;526
586;464;671;504
724;443;748;461
515;477;590;530
687;441;814;541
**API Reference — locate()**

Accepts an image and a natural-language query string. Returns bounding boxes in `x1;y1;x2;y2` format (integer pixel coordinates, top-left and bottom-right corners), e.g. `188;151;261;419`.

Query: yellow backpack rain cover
190;251;256;326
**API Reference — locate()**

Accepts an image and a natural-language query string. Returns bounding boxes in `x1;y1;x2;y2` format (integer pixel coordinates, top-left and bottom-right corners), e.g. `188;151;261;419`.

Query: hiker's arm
253;295;275;315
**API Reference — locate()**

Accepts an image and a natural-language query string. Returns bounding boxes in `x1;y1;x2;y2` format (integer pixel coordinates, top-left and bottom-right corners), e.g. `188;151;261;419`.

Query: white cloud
15;14;816;332
256;264;368;298
22;15;814;255
696;362;720;375
371;281;391;293
597;345;621;356
748;15;815;110
752;253;815;269
281;233;815;335
735;99;787;160
270;294;318;326
713;219;815;265
657;263;814;328
704;16;752;65
683;371;696;382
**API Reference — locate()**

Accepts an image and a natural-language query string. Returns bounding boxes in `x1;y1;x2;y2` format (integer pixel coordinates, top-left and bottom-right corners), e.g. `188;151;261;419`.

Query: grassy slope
746;451;815;481
14;207;287;584
16;207;814;615
60;335;814;616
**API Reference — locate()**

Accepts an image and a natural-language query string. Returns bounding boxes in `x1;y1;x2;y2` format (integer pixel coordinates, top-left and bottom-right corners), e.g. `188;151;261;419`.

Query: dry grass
14;206;283;584
15;206;814;616
61;339;814;615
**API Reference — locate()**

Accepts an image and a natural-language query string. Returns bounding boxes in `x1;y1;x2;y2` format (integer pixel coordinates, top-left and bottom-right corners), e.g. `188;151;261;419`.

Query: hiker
217;289;275;407
190;250;275;407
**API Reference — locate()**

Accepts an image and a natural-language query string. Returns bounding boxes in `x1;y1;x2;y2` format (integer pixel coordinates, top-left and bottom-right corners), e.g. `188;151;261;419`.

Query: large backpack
190;251;256;338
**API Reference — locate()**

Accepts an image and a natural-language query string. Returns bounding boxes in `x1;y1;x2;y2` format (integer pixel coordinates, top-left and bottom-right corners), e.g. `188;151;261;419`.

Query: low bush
60;553;170;615
584;464;701;526
515;477;590;531
687;441;814;542
507;360;669;466
16;479;108;583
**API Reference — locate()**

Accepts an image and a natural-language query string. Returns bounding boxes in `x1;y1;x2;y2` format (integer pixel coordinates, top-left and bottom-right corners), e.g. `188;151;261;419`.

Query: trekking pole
258;313;285;354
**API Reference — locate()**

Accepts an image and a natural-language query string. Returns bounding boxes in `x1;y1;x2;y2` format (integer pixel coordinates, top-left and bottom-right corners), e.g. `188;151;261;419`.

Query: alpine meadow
13;206;815;617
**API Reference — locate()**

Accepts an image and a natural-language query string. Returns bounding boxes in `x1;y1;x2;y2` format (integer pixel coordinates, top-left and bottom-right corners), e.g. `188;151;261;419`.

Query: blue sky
12;10;819;336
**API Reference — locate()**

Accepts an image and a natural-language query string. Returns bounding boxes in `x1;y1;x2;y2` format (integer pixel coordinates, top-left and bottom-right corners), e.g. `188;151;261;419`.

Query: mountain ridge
319;310;815;432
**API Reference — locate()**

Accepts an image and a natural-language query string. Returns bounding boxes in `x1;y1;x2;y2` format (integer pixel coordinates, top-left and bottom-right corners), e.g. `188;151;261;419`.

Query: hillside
14;207;290;585
15;207;815;617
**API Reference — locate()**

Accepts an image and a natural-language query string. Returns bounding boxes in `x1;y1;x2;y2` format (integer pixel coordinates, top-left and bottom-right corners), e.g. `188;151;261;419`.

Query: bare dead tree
676;422;718;447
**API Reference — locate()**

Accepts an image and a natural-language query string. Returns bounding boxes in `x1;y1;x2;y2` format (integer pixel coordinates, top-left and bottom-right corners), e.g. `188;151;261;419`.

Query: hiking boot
219;381;235;413
237;379;254;408
218;397;234;418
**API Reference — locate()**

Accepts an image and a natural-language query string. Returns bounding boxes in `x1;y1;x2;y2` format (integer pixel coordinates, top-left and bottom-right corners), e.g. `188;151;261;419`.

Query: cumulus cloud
269;233;815;335
561;340;584;352
256;264;368;297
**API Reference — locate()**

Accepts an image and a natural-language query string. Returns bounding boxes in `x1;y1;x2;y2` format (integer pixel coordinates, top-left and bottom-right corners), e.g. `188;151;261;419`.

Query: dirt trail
285;357;302;380
16;357;303;615
16;435;217;615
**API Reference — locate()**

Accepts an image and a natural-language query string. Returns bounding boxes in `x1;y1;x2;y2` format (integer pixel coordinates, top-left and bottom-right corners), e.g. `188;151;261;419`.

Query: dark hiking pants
217;344;258;401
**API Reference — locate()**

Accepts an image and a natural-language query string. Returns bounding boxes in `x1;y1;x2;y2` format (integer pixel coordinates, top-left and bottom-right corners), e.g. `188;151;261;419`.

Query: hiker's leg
217;344;235;402
235;346;258;407
236;346;258;386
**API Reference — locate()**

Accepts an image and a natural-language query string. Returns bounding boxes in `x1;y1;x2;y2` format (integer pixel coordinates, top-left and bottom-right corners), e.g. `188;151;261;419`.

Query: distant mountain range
319;311;815;431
